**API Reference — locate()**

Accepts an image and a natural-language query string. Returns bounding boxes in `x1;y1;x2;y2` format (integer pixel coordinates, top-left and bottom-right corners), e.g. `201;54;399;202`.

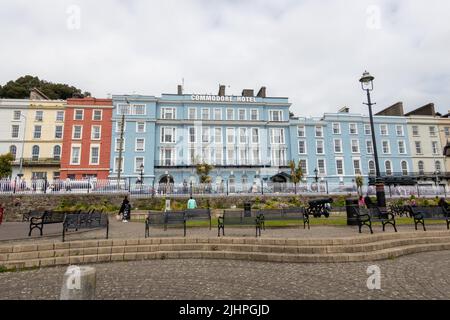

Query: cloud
0;0;449;116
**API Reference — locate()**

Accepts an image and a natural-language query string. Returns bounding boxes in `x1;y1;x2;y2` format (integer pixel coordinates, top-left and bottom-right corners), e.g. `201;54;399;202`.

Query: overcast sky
1;0;449;116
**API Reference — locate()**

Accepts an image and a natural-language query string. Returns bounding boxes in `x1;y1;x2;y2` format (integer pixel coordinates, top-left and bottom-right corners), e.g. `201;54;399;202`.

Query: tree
196;162;214;184
355;176;364;196
0;153;14;179
0;75;90;99
290;160;303;194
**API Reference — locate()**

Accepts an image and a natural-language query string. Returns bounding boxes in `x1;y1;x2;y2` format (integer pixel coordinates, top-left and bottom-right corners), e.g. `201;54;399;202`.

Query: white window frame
270;128;285;144
269;110;283;122
161;107;176;120
351;139;360;154
33;125;42;139
353;158;362;175
299;159;308;176
134;157;145;173
133;104;146;116
366;140;373;154
201;108;210;120
368;160;376;175
335;158;345;176
298;140;307;155
317;159;326;175
214;109;222;121
251;128;259;144
380;124;389;136
11;125;20;139
13;110;21;121
70;144;81;165
239;128;247;144
161;127;177;144
332;123;341;134
226;109;234;121
74;109;84;121
349;123;358;135
396;125;404;136
188;127;197;144
415;141;422;154
334;139;342;153
55;125;63;139
91;125;101;140
72;125;83;140
35;110;43;122
226;128;235;144
398;140;406;154
136;122;146;133
215;127;223;144
115;137;125;152
412;126;419;136
114;157;125;173
238;109;246;121
315;126;323;138
297;125;305;138
401;160;409;176
188;108;197;120
202;127;210;143
382;140;391;154
432;141;439;155
316;140;325;155
364;124;371;135
135;138;145;152
56;111;65;122
92;109;103;121
250;109;259;121
429;126;437;137
385;160;393;176
89;144;100;165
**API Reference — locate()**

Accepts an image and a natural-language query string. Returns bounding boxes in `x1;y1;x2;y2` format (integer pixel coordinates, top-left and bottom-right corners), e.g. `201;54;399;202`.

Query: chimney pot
177;85;183;95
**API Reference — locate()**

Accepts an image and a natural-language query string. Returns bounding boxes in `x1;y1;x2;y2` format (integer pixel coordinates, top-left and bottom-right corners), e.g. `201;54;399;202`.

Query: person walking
187;196;197;210
119;196;131;222
358;196;366;208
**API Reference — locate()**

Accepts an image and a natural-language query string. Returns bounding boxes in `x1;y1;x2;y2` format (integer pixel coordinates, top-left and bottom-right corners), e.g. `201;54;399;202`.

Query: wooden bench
217;210;262;237
306;198;333;218
23;211;46;222
258;208;310;230
185;208;212;230
389;204;409;217
352;206;397;234
28;211;66;237
406;206;450;231
145;211;186;238
62;210;109;242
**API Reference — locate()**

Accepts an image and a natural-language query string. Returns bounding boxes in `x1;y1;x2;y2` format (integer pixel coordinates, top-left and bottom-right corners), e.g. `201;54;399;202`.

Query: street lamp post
139;164;144;193
18;113;27;179
360;71;386;207
314;168;319;193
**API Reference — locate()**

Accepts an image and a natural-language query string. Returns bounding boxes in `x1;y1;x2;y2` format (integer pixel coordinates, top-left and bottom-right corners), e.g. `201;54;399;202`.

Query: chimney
177;85;183;95
242;89;254;97
257;87;267;98
338;107;350;113
218;85;226;96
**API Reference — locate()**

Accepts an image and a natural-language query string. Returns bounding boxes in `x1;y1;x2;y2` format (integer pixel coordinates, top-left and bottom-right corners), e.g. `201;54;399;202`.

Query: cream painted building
437;115;450;175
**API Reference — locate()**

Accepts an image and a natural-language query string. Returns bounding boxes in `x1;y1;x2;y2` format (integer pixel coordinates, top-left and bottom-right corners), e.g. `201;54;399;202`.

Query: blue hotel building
110;86;414;189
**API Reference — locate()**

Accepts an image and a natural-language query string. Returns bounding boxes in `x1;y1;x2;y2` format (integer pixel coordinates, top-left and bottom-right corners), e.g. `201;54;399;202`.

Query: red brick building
60;98;113;180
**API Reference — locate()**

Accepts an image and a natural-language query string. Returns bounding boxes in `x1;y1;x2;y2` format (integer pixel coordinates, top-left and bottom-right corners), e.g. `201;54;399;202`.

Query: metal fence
1;178;448;198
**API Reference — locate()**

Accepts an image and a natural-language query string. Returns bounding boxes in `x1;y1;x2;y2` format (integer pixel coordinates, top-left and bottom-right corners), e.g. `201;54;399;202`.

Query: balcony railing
18;158;61;167
154;160;290;168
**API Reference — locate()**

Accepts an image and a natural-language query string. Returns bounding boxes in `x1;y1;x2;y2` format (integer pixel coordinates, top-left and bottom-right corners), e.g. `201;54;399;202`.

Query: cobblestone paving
0;251;449;300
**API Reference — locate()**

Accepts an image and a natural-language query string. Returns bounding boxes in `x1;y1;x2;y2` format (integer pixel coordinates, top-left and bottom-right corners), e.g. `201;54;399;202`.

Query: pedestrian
187;196;197;210
410;198;417;207
438;198;449;211
0;203;4;226
364;194;374;208
358;196;366;207
119;196;131;222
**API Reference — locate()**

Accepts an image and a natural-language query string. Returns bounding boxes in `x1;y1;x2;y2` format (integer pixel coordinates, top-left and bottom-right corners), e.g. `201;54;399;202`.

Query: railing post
226;180;229;196
326;181;329;195
389;185;392;198
87;178;90;194
128;177;131;193
13;177;17;194
417;184;420;198
261;180;264;195
190;181;193;197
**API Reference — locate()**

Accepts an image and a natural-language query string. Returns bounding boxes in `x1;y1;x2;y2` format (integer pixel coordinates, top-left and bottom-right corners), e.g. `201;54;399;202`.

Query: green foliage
0;153;14;179
0;75;90;99
196;162;214;184
355;176;364;196
289;160;303;184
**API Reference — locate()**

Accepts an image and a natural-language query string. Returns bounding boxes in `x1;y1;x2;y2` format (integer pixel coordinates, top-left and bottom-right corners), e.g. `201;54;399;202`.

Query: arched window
9;145;17;161
385;161;392;176
435;161;442;172
32;145;40;161
418;161;425;175
53;145;61;160
368;160;376;175
401;161;408;176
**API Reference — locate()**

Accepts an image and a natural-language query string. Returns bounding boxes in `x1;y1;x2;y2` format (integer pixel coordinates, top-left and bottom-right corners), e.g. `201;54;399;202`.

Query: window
53;172;60;180
188;108;197;120
135;138;145;152
349;123;358;135
91;126;101;140
10;145;17;160
336;159;344;175
33;126;42;139
251;128;259;144
117;104;131;115
432;141;439;155
238;109;246;121
385;161;392;176
353;159;362;175
133;104;146;115
297;126;305;137
161;127;176;143
13;111;21;121
114;157;124;173
53;145;61;160
299;160;308;175
366;140;373;154
56;111;64;122
415;141;422;154
226;109;234;121
351;140;360;153
272;148;287;166
160;148;175;166
398;141;406;154
396;125;404;136
134;157;144;173
214;109;222;121
32;172;46;180
445;127;450;137
252;149;260;165
380;124;388;135
74;109;84;120
418;161;425;175
93;110;102;121
90;146;100;165
201;108;210;120
317;159;326;175
382;140;390;154
70;146;80;165
316;140;324;154
334;139;342;153
202;147;210;163
298;140;307;154
136;122;146;133
315;126;323;138
250;109;259;121
239;128;247;144
11;125;20;138
189;127;196;143
435;161;442;172
227;148;235;165
35;111;43;122
55;126;63;139
239;148;249;165
412;126;419;136
364;124;371;135
332;123;341;134
115;120;126;133
368;160;376;175
161;108;176;119
32;145;40;161
227;128;235;144
401;161;408;176
72;125;82;139
269;110;283;122
215;128;223;143
429;126;437;137
115;138;125;152
202;127;210;143
270;128;285;144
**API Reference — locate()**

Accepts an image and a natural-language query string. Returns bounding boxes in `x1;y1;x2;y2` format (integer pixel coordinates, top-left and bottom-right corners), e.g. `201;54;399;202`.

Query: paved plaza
0;250;449;300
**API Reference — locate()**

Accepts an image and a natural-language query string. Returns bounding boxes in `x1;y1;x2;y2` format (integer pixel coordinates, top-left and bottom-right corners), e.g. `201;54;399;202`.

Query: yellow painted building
19;100;66;181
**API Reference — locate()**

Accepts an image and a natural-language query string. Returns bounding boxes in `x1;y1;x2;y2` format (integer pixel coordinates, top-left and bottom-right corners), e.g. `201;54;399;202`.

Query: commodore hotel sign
191;95;257;103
